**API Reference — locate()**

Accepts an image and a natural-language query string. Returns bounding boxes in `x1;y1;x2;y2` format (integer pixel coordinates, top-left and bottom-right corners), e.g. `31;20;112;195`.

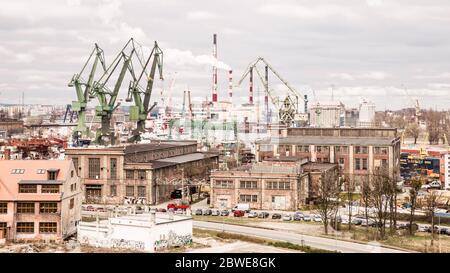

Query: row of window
124;186;146;197
16;222;57;234
276;145;385;155
215;181;292;190
0;202;59;214
19;184;60;194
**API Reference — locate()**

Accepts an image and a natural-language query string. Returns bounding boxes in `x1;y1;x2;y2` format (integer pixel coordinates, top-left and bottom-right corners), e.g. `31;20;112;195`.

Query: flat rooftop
257;136;398;146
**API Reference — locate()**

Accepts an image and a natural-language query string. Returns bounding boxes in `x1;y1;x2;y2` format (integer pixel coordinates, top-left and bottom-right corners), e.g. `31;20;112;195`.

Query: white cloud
186;11;219;20
330;71;389;80
165;48;231;70
257;3;360;21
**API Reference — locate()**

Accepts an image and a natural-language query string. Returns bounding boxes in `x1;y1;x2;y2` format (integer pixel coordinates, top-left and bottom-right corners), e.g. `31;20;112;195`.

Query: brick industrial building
210;157;338;210
0;160;81;242
256;127;401;191
65;140;219;205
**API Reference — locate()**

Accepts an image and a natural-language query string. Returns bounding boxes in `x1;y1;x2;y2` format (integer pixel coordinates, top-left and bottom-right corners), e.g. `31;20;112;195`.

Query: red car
167;203;190;210
233;210;245;217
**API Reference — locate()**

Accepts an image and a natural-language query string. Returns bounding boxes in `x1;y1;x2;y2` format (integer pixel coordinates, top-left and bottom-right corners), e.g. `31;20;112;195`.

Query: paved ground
193;221;410;253
188;237;301;253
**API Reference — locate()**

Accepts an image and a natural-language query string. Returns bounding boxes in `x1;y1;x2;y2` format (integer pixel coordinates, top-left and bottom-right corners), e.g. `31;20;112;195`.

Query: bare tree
426;109;443;145
371;167;395;239
405;123;420;144
361;175;372;235
423;191;445;247
317;169;342;235
408;178;423;235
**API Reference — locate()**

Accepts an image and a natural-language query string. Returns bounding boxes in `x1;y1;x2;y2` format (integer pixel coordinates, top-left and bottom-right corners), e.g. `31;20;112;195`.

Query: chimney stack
228;70;233;100
265;65;269;123
212;34;218;103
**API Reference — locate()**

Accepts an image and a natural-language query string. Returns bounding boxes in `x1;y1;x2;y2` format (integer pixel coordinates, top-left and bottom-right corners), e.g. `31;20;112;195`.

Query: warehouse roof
124;141;196;154
256;136;398;146
150;152;218;169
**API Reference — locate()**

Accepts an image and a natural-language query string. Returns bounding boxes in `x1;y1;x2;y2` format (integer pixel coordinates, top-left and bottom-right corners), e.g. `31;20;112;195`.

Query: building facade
0;160;81;242
65;141;219;205
256;127;401;191
309;101;345;128
210;159;310;210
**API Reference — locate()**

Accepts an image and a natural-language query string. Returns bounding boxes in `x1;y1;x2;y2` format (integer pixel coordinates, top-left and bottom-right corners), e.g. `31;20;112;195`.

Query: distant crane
127;41;163;143
402;85;421;124
68;43;106;143
237;57;307;125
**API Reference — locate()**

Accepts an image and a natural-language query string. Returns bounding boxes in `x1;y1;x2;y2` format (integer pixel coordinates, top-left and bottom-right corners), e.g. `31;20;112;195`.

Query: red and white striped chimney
249;67;253;104
228;70;233;100
212;34;218;103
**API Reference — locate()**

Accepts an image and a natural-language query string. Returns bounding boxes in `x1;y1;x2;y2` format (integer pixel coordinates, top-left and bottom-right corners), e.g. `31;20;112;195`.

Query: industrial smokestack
249;67;253;104
212;34;218;103
228;70;233;100
265;65;269;123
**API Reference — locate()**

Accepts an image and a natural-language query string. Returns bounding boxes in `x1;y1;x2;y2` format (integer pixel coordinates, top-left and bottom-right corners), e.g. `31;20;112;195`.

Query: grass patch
267;241;338;253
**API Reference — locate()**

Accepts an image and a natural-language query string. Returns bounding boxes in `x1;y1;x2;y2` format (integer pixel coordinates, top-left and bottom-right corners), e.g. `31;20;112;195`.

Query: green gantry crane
68;44;106;144
93;39;137;145
127;41;163;143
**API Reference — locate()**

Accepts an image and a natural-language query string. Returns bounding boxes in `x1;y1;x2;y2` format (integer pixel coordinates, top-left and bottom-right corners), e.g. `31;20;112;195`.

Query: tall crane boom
128;41;163;142
68;44;106;145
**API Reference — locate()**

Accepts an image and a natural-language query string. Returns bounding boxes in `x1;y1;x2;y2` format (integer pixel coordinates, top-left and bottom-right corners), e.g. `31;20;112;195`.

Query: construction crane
127;41;163;143
92;39;138;145
237;57;307;125
402;85;421;124
68;44;106;144
311;89;321;127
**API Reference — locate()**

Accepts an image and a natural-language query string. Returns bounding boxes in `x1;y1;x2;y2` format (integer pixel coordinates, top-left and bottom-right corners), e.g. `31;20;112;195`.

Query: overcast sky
1;0;450;110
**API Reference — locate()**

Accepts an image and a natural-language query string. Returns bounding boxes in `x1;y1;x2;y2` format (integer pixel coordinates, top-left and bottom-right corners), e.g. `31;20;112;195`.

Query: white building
358;99;376;127
309;101;345;128
77;212;192;252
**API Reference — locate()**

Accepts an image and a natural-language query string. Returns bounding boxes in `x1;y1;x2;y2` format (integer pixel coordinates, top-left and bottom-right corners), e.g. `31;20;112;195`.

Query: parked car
303;215;312;221
96;207;106;212
157;208;167;213
247;211;258;218
351;218;363;225
293;212;304;221
341;217;349;225
86;206;95;211
272;213;282;219
232;203;250;213
258;212;270;218
418;225;429;232
211;209;220;216
405;223;419;232
402;203;412;209
220;210;230;216
203;209;212;216
282;214;292;221
313;215;322;222
195;209;203;215
439;227;449;235
233;210;245;217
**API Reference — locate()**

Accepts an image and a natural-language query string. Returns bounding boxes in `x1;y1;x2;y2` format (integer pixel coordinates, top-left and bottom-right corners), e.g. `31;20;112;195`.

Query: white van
232;203;250;212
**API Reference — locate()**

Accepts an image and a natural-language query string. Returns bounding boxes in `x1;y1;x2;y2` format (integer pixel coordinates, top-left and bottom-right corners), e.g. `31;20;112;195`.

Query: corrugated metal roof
257;136;396;146
156;153;218;164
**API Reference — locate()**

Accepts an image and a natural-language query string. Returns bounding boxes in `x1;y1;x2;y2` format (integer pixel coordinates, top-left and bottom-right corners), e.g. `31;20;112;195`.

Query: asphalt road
193;221;410;253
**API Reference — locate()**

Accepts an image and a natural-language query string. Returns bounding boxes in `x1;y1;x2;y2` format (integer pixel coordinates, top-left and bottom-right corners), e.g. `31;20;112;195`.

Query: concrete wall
77;214;192;252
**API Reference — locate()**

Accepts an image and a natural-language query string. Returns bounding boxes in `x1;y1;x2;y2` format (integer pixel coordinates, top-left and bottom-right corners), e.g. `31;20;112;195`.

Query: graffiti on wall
79;235;109;248
111;239;145;250
123;197;147;205
154;230;192;251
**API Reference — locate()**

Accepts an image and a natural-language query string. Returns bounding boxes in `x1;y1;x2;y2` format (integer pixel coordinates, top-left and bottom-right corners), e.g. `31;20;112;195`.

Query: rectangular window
17;202;35;214
137;186;146;197
39;202;58;214
362;158;368;170
126;186;134;197
239;181;257;189
48;171;57;180
41;184;60;193
239;194;257;203
215;180;234;188
110;185;117;197
39;222;57;234
19;184;37;193
16;222;34;233
355;158;361;170
110;158;117;179
70;198;74;209
126;170;134;179
266;182;290;190
138;170;146;180
382;159;388;167
0;203;7;214
88;158;101;179
72;158;79;175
